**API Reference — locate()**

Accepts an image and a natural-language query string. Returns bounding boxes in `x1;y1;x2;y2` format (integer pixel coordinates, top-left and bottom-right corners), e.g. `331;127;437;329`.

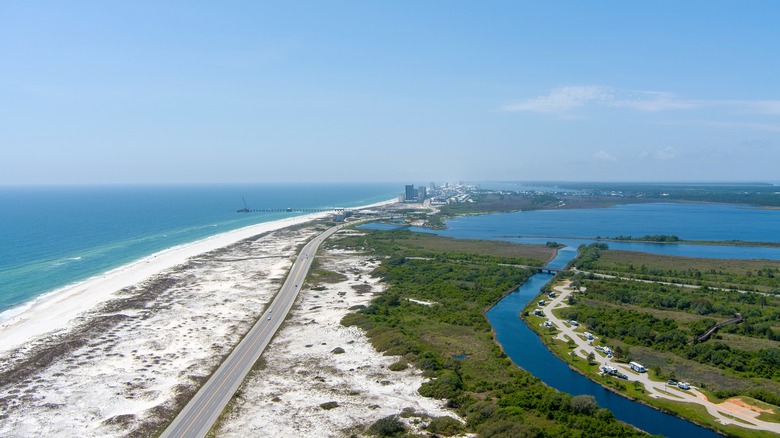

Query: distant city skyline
2;1;779;184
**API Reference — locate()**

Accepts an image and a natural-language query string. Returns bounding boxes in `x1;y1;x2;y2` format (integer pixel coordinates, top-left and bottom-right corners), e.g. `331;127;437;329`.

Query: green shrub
367;415;406;437
341;313;370;328
418;370;462;399
426;416;464;436
477;419;541;438
570;395;599;415
388;360;408;371
466;400;497;427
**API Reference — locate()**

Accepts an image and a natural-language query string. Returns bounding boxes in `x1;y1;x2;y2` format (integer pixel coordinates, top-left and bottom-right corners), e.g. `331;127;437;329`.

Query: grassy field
596;250;780;275
377;229;556;263
305;257;349;284
340;226;555;266
585;250;780;292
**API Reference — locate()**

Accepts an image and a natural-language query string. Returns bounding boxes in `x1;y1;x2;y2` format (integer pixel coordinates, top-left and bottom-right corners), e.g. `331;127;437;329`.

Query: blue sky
2;1;779;184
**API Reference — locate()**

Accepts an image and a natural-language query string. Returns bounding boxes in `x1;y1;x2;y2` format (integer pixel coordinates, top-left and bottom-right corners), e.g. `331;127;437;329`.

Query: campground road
540;281;780;433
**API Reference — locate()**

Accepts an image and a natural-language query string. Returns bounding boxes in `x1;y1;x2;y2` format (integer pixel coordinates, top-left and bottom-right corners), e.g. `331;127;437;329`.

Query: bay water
413;202;780;260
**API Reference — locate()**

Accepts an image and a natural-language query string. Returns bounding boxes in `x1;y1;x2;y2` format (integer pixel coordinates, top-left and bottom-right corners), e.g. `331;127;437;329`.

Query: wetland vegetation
330;229;651;437
521;244;780;436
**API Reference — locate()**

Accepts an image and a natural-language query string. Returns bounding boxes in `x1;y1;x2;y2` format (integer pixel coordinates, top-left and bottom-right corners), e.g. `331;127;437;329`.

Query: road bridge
537;266;561;275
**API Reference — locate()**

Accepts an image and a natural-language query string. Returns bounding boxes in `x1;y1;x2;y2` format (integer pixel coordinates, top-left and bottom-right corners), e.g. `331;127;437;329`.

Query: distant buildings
405;185;416;202
331;210;353;222
401;182;472;204
402;184;428;203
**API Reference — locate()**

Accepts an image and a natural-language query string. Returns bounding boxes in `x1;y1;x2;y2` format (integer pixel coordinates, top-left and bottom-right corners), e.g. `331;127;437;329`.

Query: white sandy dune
0;222;320;437
216;244;459;437
0;200;462;437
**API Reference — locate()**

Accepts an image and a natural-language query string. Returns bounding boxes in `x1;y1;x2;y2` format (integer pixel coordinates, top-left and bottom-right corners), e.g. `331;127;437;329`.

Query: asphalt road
161;223;345;438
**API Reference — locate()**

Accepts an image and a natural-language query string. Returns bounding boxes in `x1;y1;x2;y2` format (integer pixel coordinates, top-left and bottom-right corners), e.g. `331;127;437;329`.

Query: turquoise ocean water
0;183;399;318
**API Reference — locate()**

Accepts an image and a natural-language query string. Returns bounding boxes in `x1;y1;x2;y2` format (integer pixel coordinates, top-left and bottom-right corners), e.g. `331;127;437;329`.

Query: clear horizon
3;1;779;184
0;180;778;187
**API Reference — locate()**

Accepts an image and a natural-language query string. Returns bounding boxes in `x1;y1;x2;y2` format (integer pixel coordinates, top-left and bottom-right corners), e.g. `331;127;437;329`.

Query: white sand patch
408;298;437;306
216;247;462;437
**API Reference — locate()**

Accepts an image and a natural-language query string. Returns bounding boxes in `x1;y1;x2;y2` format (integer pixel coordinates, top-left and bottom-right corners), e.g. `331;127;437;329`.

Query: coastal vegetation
575;248;780;293
425;192;563;228
594;237;780;249
600;235;680;242
423;182;780;230
544;182;780;208
330;228;651;437
532;244;780;435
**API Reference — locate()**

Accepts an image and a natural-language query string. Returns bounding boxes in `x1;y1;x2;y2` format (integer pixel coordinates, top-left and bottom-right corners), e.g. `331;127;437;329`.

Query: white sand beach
0;216;327;436
0;198;463;437
0;212;329;355
0;199;393;355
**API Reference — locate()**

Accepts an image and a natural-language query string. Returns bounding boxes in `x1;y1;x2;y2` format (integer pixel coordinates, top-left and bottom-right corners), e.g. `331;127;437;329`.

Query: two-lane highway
161;223;347;438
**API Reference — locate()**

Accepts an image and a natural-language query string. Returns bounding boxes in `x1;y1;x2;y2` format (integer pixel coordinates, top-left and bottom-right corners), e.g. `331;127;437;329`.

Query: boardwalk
697;313;743;343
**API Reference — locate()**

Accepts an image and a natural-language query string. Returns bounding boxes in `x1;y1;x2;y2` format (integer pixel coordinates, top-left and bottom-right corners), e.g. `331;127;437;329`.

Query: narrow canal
486;248;723;438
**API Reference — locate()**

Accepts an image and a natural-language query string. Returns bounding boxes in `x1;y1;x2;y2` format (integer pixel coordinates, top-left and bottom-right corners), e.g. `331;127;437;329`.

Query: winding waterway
401;203;780;437
487;252;721;438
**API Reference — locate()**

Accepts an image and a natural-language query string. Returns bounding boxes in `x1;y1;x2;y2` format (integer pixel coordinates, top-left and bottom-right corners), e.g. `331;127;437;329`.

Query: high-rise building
418;186;427;200
405;185;416;202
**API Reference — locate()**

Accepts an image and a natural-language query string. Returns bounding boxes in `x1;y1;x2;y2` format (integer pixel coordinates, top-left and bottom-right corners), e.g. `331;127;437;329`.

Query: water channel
362;202;780;436
486;250;722;438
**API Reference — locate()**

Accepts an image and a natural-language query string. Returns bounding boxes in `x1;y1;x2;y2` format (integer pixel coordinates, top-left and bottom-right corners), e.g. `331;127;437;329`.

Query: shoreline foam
0;199;395;355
